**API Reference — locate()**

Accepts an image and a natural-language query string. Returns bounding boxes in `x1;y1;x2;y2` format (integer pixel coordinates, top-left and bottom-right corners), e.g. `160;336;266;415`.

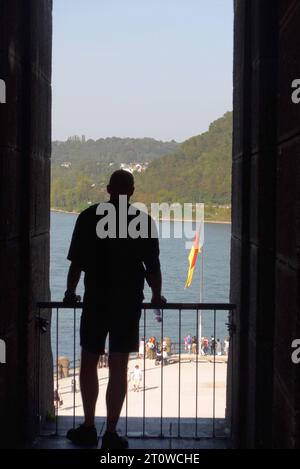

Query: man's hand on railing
63;290;81;305
151;294;167;308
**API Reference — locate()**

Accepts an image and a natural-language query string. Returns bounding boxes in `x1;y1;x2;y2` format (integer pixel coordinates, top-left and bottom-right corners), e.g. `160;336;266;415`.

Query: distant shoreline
51;208;79;215
51;208;231;225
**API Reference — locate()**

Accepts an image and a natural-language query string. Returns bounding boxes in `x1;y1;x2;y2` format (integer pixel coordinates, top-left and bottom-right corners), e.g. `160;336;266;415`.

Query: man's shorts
80;302;142;355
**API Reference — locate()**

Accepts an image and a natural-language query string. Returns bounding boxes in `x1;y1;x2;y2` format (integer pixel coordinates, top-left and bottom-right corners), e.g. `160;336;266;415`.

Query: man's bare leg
80;349;100;427
106;352;129;432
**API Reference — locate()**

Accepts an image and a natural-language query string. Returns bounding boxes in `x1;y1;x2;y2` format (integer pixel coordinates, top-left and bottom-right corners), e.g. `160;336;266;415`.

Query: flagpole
199;247;204;351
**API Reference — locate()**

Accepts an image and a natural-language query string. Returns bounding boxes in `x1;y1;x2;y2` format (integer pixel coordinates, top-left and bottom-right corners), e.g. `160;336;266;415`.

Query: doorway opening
47;0;234;442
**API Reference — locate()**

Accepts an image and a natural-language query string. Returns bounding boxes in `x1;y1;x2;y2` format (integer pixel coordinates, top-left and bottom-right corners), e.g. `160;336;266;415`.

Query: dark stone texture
274;263;297;394
231;0;300;449
0;0;52;449
276;139;299;267
278;1;300;143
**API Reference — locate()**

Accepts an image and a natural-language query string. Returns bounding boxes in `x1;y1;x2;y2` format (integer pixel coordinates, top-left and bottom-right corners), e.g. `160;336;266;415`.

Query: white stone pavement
56;355;228;420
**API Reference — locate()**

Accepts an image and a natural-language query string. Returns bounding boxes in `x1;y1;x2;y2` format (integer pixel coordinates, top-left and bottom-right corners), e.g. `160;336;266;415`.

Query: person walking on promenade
224;337;229;356
184;333;192;354
132;364;142;392
210;336;216;355
192;336;197;355
54;386;62;409
98;351;108;368
216;339;222;356
138;337;145;359
63;170;166;449
71;378;78;394
203;337;209;355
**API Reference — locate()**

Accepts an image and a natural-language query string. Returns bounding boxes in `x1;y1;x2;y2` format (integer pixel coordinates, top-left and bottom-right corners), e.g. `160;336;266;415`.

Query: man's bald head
107;169;135;198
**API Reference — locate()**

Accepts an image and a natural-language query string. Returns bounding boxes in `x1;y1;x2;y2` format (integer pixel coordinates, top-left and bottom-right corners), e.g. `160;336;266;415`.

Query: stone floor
55;357;228;420
33;417;230;450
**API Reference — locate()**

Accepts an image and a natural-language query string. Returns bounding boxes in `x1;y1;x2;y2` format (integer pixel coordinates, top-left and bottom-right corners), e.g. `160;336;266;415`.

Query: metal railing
36;302;235;440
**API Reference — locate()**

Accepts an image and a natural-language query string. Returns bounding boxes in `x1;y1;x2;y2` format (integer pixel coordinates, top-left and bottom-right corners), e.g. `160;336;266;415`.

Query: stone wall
231;0;300;448
0;0;52;448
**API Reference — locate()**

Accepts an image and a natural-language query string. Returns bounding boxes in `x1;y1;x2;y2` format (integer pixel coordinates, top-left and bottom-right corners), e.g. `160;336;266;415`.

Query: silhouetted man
64;170;165;448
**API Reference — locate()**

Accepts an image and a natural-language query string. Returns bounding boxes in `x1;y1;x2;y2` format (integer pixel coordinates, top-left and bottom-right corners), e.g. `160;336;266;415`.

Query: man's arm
142;215;166;306
145;269;166;306
145;269;161;297
63;261;82;303
64;211;87;303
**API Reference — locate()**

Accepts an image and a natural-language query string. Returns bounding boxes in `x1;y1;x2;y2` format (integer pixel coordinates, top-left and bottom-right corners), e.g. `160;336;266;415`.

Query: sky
52;0;233;143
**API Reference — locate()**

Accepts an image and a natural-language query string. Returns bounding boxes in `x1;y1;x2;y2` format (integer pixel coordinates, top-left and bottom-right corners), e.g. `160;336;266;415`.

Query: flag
185;224;203;288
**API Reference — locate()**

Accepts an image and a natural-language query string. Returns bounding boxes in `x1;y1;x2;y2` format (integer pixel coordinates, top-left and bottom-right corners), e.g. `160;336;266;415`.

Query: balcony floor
33;417;230;450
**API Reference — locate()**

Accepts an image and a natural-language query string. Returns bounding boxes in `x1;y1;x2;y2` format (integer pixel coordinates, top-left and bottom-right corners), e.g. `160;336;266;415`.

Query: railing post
142;308;146;438
178;308;182;438
35;308;41;433
195;309;199;439
213;309;216;438
73;307;76;429
125;365;128;437
55;307;59;436
160;308;164;438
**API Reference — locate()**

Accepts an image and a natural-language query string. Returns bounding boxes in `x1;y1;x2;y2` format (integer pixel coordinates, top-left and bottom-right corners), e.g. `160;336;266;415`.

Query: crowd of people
190;335;230;356
136;335;230;360
137;336;171;363
183;335;230;356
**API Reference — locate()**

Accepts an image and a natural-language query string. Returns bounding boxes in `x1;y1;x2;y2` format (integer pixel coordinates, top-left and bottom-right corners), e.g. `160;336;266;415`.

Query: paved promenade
56;354;228;420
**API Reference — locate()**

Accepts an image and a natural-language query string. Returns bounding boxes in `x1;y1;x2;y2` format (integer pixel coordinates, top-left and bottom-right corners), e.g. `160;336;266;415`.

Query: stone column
0;0;52;448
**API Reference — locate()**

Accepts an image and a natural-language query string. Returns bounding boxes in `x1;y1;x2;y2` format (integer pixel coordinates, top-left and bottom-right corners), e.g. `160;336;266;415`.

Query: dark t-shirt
67;202;160;306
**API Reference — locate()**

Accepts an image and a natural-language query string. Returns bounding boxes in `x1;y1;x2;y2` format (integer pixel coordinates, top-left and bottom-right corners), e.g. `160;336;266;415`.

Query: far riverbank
51;208;231;224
